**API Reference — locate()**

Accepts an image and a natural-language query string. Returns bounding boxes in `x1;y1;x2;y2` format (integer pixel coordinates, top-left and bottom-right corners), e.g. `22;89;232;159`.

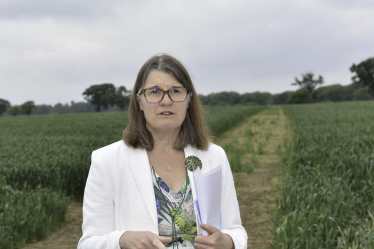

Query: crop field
0;105;265;249
271;101;374;248
2;101;373;249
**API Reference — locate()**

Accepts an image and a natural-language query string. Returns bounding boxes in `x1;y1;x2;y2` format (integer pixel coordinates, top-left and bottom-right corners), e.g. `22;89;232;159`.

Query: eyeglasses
139;87;190;104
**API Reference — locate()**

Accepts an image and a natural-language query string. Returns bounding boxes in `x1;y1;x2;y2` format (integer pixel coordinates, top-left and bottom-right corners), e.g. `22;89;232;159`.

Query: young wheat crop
0;105;264;248
270;101;374;248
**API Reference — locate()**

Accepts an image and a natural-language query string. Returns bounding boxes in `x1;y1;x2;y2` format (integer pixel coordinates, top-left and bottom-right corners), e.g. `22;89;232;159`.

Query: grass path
23;107;291;249
22;202;83;249
215;107;291;248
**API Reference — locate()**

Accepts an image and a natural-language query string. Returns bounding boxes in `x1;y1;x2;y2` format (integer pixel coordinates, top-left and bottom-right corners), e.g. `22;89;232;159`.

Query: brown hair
123;54;211;151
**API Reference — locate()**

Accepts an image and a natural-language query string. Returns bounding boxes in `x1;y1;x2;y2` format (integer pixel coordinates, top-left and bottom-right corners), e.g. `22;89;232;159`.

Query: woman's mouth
159;112;174;116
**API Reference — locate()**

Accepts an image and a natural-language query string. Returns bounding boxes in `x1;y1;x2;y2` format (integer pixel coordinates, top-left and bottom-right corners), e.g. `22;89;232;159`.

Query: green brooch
185;156;202;172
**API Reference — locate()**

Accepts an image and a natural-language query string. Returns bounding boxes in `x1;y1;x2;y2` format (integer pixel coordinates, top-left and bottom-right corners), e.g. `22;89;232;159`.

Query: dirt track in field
215;107;291;248
23;107;291;249
22;202;83;249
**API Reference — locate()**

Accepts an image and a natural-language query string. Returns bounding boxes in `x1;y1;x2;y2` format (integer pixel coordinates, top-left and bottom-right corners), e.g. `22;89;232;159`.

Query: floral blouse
150;165;197;248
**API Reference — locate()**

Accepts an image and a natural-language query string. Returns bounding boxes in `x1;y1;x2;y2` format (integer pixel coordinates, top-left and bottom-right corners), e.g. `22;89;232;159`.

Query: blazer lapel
125;146;158;230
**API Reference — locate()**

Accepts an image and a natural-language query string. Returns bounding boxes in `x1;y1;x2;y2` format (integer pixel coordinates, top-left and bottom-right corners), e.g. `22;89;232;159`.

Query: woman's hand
119;231;172;249
195;223;234;249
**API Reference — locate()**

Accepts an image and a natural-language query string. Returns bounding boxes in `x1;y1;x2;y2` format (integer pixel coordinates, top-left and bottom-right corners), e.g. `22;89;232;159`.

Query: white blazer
78;141;247;249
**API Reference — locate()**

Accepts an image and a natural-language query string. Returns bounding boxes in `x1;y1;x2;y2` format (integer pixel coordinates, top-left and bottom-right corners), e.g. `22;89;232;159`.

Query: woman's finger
158;236;172;245
151;239;166;249
195;234;215;246
151;235;172;249
195;224;234;249
200;223;219;236
194;241;210;249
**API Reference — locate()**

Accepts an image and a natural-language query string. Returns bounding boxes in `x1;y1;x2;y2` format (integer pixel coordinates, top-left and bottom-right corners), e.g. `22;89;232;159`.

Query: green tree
34;104;53;115
353;86;372;101
285;91;312;104
7;106;21;116
291;72;324;101
69;101;95;113
83;83;117;112
315;82;362;102
350;57;374;99
198;94;208;105
270;91;292;105
241;92;271;105
0;99;11;116
52;103;69;114
203;91;241;106
20;101;36;115
113;86;131;110
250;92;271;105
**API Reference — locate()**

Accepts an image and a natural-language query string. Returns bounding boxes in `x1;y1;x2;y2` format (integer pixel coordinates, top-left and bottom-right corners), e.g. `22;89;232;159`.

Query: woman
78;54;247;249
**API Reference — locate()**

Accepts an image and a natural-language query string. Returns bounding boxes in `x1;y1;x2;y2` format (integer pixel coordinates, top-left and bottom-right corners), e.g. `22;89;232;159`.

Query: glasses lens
144;87;188;103
169;87;187;102
145;88;163;103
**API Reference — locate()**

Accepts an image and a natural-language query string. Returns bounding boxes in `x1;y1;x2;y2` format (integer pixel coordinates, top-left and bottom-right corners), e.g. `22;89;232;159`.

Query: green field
0;105;265;249
1;101;374;249
271;101;374;248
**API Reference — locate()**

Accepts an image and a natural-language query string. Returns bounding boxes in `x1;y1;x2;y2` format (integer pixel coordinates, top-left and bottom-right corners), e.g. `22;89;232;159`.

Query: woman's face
139;71;189;135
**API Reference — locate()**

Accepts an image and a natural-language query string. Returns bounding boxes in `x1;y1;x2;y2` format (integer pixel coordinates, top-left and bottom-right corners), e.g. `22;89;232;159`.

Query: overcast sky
1;0;374;105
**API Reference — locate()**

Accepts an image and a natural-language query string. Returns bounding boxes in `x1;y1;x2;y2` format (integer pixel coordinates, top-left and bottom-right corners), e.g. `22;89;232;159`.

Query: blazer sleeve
219;147;248;249
78;150;126;249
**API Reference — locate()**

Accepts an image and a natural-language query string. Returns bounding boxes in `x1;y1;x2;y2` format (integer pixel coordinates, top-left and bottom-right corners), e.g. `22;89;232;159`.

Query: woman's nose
160;92;172;104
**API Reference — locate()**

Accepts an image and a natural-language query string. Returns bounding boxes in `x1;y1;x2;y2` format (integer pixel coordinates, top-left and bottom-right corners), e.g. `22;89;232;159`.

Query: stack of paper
193;167;222;236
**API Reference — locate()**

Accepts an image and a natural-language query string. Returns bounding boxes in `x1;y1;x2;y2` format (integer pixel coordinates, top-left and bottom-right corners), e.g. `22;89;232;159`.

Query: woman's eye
150;89;159;94
171;88;180;94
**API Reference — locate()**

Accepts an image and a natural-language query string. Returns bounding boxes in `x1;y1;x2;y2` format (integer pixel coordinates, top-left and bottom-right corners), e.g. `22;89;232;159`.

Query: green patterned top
151;165;197;248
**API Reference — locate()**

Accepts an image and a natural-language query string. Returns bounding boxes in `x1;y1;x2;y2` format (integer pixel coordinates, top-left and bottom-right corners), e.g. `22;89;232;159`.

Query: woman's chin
159;125;180;132
147;123;181;134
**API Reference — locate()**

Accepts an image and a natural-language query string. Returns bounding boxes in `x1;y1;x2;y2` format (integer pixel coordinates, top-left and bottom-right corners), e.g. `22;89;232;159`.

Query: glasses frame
139;87;190;104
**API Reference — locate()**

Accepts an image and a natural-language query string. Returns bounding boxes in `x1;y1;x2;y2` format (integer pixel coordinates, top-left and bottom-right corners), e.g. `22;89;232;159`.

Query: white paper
193;167;222;236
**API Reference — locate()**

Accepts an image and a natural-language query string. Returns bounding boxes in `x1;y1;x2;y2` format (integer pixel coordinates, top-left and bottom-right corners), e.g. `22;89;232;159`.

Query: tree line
0;100;36;116
284;56;374;104
1;56;373;116
0;83;131;116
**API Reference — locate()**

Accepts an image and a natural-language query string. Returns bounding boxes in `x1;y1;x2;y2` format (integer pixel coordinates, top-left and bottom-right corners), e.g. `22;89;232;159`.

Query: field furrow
215;107;291;248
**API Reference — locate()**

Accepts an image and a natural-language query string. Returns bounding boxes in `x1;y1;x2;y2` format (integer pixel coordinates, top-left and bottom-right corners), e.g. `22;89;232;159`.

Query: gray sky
1;0;374;105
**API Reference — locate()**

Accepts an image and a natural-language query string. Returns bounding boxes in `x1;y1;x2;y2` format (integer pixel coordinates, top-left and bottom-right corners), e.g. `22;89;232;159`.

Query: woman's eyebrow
145;85;161;89
146;85;183;89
